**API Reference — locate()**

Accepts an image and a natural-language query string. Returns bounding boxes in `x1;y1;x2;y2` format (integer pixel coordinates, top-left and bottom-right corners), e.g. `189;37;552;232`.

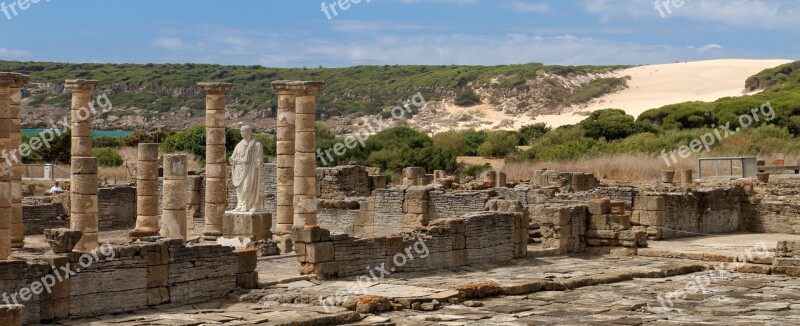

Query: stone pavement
59;253;800;325
380;272;800;325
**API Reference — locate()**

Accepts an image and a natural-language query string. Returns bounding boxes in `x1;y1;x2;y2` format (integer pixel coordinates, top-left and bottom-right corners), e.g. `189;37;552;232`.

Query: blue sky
0;0;797;67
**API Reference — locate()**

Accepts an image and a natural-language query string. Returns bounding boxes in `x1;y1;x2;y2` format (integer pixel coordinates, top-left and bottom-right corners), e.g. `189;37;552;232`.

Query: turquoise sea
22;129;133;138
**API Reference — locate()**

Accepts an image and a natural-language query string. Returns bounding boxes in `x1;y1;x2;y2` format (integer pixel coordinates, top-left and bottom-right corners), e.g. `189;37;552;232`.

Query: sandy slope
532;59;793;127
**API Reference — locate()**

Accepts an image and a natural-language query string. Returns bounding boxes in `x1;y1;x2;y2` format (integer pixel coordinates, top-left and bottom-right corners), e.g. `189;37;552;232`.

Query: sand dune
533;59;793;127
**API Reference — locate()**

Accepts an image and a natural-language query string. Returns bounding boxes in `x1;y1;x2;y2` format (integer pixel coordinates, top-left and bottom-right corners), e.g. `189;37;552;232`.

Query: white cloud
152;38;187;51
0;48;29;58
391;0;476;4
507;1;551;13
581;0;800;30
149;24;735;67
331;20;446;33
689;44;723;53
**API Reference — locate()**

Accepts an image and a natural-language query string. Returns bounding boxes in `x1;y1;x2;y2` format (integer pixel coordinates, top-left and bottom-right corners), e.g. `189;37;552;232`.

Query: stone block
587;198;610;215
290;225;331;243
636;211;664;226
540;207;571;226
453;234;466;250
633;196;665;211
236;272;259;289
606;214;631;231
223;211;271;241
609;202;625;215
609;247;637;256
235;249;258;272
44;228;83;253
147;264;169;288
147;287;169;306
0;304;24;326
586;229;617;239
588;215;607;230
307;241;335;263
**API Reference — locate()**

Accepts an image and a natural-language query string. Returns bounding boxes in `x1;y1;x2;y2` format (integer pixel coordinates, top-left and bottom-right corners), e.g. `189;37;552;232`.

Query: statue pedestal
223;211;272;241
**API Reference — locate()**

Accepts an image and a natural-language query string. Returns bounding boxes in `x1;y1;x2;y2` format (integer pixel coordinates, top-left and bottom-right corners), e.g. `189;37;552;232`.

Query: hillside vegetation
0;60;628;131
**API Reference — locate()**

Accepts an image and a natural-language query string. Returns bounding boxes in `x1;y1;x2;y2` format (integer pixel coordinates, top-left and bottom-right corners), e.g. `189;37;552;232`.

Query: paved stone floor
39;233;800;325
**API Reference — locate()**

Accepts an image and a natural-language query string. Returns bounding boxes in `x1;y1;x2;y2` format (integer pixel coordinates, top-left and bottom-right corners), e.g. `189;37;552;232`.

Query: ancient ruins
3;74;800;325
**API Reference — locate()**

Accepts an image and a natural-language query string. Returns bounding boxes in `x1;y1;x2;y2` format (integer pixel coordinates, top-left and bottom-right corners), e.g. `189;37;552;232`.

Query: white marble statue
229;125;264;212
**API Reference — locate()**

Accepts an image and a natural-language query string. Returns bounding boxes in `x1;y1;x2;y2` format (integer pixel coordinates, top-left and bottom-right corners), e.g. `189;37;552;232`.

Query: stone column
161;154;188;240
66;80;99;252
66;80;98;157
270;82;297;235
129;143;159;239
198;82;232;240
186;175;203;231
293;82;325;227
0;74;14;259
70;157;98;252
680;169;694;187
9;73;27;249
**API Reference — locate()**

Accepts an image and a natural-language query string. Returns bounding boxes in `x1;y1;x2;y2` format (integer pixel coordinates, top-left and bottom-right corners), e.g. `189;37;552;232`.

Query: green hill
0;60;629;124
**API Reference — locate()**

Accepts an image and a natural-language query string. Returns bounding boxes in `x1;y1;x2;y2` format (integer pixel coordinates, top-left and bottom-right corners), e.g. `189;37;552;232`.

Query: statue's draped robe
230;139;263;211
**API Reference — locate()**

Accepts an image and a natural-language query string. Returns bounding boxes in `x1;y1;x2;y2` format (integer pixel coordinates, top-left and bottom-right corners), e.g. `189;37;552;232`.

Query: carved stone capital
65;79;99;92
197;82;233;95
271;80;325;96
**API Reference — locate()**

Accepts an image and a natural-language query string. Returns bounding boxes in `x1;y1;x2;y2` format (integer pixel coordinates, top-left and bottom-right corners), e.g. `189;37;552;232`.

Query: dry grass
504;154;695;183
457;156;505;170
504;153;800;183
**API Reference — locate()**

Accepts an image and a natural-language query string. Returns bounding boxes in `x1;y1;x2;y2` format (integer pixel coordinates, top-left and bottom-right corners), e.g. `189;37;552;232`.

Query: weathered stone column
8;73;27;249
270;82;297;235
66;80;97;157
161;154;188;240
186;175;203;231
129;143;160;239
70;157;98;252
198;82;232;240
66;80;99;252
680;169;694;187
293;82;325;227
0;73;14;259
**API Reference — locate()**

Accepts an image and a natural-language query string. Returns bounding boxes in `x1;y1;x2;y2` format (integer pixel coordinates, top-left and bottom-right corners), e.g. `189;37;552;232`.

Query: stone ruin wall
0;239;256;324
22;186;136;236
293;211;528;279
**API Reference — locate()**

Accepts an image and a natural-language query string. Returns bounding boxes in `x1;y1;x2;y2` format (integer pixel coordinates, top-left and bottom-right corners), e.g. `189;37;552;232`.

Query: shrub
454;88;481;106
433;130;468;156
464;163;491;177
477;131;519;158
579;109;655;141
519;123;551;145
92;148;124;167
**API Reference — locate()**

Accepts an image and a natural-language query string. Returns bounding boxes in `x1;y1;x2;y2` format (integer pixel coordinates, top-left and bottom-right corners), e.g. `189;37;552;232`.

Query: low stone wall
429;191;490;220
745;201;800;234
0;239;256;324
21;203;66;235
632;187;747;240
317;200;364;236
534;198;647;255
293;211;527;279
97;186;136;231
373;188;405;236
22;186;136;236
